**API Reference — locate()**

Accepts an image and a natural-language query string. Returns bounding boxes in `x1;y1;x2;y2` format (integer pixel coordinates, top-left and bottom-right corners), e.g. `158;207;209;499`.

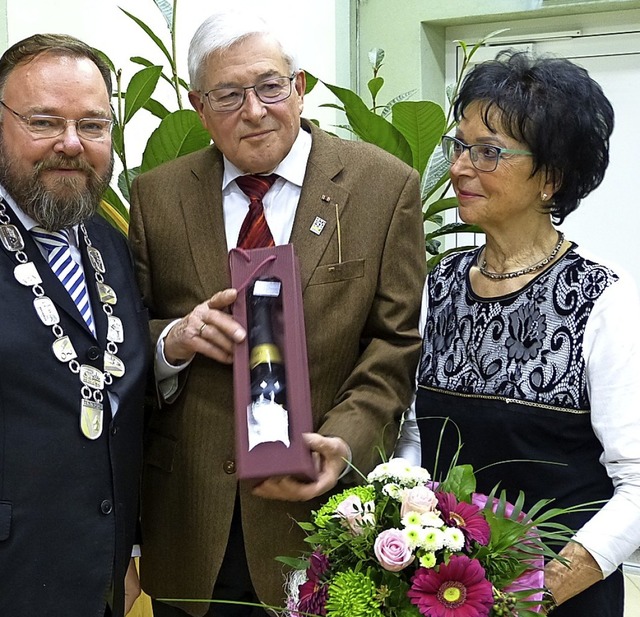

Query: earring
542;192;549;201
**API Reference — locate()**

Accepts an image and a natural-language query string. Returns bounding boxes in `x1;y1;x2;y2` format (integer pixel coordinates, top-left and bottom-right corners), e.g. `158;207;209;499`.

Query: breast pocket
307;259;365;286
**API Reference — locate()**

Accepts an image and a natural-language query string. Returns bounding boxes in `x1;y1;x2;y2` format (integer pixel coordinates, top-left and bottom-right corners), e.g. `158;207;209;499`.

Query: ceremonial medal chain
0;200;125;440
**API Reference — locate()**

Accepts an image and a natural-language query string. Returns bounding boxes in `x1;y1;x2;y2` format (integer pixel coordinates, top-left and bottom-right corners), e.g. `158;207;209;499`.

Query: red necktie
236;174;278;249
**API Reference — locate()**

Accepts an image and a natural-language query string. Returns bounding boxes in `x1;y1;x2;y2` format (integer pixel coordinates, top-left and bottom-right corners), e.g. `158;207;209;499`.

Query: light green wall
354;0;640;107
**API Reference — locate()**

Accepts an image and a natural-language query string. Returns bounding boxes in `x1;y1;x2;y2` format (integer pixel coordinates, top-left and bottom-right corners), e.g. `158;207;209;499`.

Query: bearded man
0;34;149;617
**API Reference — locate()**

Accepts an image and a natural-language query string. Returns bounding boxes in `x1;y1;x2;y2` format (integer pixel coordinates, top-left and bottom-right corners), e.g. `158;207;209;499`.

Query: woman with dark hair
396;51;640;616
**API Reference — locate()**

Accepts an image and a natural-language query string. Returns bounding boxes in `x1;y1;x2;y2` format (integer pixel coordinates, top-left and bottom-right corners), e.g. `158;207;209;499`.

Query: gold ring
199;322;207;336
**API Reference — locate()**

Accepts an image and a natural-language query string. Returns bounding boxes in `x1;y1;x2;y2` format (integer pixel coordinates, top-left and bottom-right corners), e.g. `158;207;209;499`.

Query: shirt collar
222;126;312;190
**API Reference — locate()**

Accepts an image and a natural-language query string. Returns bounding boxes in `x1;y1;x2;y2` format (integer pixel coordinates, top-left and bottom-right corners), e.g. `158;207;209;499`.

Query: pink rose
374;529;415;572
401;485;438;518
335;495;374;535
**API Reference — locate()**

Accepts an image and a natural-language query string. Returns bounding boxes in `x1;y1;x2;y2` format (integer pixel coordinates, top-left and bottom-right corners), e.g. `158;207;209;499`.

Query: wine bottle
246;279;290;449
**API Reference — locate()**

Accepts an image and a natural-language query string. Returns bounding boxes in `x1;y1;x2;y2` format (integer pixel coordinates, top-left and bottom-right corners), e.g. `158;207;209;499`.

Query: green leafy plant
96;0;210;233
307;32;506;269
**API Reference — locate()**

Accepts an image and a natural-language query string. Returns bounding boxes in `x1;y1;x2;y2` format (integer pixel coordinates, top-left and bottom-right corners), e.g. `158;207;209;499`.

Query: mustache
35;155;96;175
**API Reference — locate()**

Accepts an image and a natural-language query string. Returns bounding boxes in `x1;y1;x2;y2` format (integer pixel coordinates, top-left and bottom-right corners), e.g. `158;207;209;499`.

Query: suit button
223;460;236;474
100;500;113;515
111;426;118;436
87;346;101;361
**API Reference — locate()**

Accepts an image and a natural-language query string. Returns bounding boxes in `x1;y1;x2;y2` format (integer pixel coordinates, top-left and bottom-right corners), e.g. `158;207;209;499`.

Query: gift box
230;244;316;482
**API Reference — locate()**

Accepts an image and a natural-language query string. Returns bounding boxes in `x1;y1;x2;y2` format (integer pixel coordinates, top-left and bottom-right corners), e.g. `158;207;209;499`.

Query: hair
0;33;112;100
188;9;300;92
453;49;614;223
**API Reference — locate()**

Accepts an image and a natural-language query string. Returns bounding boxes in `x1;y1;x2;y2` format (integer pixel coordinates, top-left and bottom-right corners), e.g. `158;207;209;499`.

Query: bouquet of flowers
280;458;577;617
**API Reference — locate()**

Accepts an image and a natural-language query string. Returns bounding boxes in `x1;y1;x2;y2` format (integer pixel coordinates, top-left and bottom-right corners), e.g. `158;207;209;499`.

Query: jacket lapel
290;121;351;291
177;147;232;295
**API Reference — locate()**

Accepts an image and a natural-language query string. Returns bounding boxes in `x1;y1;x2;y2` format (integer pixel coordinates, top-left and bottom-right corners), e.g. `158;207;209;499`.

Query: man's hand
164;288;246;364
252;433;351;501
124;558;141;615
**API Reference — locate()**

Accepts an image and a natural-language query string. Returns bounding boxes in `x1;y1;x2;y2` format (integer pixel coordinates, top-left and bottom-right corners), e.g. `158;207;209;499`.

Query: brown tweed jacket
128;120;426;616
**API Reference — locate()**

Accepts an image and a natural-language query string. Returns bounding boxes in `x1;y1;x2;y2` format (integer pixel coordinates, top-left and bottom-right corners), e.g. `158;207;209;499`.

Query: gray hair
188;10;300;92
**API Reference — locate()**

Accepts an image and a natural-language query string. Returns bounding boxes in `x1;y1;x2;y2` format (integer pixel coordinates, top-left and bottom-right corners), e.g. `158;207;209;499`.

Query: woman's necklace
0;198;125;440
478;231;565;280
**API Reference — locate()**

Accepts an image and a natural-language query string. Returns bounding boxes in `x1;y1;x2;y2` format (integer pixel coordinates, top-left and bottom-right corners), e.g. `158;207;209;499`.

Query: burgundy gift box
229;244;316;482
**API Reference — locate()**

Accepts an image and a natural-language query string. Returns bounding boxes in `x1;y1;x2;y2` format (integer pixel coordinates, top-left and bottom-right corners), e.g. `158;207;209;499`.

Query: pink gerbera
436;492;491;548
408;554;494;617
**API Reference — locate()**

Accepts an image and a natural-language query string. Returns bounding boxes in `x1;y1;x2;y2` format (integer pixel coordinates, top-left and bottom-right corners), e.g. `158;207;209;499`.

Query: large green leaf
320;80;413;166
124;65;163;125
140;109;211;172
111;122;124;162
144;97;170;120
99;186;130;234
120;8;173;67
130;56;189;92
424;197;458;220
117;167;140;203
422;148;450;201
392;101;445;177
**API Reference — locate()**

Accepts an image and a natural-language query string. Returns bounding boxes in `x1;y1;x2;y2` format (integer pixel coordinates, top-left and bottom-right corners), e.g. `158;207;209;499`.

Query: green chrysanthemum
314;486;376;528
325;569;384;617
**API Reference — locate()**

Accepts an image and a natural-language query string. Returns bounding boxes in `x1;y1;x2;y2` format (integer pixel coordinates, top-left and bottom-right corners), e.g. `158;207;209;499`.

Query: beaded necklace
478;231;565;280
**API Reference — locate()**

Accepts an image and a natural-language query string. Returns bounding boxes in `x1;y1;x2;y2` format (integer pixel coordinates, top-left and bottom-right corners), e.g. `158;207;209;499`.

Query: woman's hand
544;541;604;608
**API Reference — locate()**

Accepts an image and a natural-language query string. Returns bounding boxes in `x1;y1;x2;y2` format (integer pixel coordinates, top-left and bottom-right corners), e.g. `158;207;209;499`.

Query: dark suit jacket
129;121;426;615
0;210;149;617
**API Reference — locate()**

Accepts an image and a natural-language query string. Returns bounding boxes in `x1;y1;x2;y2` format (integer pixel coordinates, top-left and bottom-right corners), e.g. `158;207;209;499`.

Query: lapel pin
321;195;331;203
310;216;327;235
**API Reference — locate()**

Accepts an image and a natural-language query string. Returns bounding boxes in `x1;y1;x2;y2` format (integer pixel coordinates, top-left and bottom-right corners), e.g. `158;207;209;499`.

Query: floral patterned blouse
398;243;640;582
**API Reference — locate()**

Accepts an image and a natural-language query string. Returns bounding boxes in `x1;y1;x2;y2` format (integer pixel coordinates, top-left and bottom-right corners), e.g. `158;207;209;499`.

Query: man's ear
188;90;206;119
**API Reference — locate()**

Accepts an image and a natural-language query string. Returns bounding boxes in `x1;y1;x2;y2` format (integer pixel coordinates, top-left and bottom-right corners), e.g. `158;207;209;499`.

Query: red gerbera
408;554;494;617
436;492;491;548
297;551;330;616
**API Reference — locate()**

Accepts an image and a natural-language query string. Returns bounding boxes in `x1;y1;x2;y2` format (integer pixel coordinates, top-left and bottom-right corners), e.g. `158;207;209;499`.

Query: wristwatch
541;587;558;614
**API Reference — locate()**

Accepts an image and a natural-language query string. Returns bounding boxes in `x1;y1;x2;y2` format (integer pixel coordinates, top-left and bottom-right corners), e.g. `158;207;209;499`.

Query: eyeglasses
0;100;113;141
441;135;532;172
202;73;297;112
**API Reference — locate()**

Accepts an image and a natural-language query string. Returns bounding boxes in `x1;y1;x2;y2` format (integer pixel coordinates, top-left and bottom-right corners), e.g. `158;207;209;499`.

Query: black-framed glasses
441;135;532;172
0;100;113;141
202;73;297;112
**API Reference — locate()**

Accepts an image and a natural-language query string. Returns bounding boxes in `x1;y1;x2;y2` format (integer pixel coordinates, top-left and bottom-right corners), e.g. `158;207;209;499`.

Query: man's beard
0;136;114;232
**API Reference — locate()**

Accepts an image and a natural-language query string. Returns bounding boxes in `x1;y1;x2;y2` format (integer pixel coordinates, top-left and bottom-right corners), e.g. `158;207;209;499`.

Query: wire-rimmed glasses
202;73;297;112
0;100;113;141
441;135;532;172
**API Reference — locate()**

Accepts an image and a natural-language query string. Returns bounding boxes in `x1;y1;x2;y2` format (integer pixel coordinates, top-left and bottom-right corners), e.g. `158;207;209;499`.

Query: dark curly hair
453;50;614;223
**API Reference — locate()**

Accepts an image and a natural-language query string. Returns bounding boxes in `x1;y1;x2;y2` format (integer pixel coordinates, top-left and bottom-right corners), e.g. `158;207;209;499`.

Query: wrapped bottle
246;278;290;449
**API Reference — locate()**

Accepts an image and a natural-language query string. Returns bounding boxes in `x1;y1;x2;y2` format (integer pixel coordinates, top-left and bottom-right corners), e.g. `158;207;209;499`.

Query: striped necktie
236;174;278;249
31;226;95;336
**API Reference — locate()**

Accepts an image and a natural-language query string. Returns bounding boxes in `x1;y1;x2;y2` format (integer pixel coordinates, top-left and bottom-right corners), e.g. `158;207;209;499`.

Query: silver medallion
80;364;105;390
104;352;126;377
80;399;103;440
87;246;105;273
33;296;60;326
0;224;24;252
107;315;124;343
14;262;42;286
52;336;78;363
96;281;117;305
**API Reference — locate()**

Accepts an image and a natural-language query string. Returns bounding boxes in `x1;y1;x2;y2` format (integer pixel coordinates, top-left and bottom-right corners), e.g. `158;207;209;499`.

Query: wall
354;0;640;106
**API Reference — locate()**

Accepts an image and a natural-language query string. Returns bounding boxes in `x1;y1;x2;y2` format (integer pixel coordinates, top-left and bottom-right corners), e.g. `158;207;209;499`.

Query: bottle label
247;399;290;450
